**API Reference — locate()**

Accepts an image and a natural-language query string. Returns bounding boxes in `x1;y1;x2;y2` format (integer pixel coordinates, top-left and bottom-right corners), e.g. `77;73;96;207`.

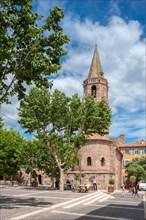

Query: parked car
139;182;146;191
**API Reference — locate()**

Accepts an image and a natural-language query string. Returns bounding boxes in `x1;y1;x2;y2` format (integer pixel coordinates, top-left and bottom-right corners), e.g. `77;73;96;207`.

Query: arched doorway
38;175;42;185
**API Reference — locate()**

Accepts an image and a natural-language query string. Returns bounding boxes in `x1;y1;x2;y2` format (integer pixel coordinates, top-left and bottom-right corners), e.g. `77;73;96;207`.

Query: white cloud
1;13;145;142
110;111;146;141
53;77;83;97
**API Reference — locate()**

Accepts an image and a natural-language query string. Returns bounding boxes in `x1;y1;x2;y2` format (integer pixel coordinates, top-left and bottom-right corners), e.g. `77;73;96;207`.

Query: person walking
55;178;59;190
134;184;139;198
121;185;125;197
132;185;135;196
71;180;75;191
93;176;97;191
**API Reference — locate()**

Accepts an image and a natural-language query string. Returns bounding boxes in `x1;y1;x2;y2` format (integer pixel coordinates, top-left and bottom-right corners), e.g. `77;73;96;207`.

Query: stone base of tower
65;133;123;191
64;171;117;190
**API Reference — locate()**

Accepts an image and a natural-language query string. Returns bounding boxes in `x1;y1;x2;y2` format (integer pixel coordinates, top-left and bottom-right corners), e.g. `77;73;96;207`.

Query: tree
129;175;136;186
18;86;112;190
0;128;25;178
125;157;146;183
0;0;69;103
21;139;59;184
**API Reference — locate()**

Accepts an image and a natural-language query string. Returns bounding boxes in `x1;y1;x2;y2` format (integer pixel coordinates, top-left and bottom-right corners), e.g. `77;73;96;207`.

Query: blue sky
1;0;146;143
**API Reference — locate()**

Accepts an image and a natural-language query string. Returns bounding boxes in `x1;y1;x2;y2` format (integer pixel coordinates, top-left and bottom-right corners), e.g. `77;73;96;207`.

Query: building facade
119;140;146;182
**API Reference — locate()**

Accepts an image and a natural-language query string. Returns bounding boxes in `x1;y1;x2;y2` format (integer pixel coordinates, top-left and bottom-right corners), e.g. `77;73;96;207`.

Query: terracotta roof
120;140;146;148
88;133;111;141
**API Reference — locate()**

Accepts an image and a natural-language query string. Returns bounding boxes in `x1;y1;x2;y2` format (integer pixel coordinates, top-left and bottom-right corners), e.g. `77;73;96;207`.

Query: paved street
0;186;145;220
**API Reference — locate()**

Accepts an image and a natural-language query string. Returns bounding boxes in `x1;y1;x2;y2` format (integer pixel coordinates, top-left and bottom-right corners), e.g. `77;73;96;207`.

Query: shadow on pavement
75;201;145;220
0;195;53;209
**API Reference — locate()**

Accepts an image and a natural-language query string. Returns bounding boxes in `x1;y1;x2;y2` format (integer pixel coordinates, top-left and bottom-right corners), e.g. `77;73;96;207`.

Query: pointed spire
88;46;103;79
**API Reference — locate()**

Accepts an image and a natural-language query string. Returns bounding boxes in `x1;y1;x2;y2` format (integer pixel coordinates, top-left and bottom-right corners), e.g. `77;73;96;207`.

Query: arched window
101;157;105;166
87;157;92;166
91;85;96;97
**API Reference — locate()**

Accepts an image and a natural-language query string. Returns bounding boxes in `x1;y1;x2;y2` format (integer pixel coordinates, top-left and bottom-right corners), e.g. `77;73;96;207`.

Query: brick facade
66;134;123;190
82;77;108;103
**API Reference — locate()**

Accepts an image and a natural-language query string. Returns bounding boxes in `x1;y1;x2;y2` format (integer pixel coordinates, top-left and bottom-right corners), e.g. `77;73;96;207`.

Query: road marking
52;210;133;220
85;194;114;205
63;192;103;209
9;192;99;220
98;194;115;202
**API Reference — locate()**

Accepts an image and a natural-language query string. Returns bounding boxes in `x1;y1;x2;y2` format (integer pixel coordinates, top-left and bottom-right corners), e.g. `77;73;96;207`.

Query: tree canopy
18;86;112;190
125;157;146;182
0;0;69;103
0;128;25;177
20;139;59;178
0;124;59;180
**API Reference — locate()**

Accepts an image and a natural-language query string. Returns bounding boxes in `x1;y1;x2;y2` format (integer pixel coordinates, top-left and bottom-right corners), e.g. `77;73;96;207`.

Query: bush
109;178;115;185
130;176;136;183
74;174;80;181
89;176;94;183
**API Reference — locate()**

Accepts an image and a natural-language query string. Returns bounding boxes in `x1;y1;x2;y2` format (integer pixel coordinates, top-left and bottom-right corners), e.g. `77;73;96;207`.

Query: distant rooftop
120;139;146;147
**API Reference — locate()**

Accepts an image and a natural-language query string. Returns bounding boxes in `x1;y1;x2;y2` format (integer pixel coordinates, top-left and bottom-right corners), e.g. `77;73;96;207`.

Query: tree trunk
30;172;32;185
59;168;64;191
51;177;54;188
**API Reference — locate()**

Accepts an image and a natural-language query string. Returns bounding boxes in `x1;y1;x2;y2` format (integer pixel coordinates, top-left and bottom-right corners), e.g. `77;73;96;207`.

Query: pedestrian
55;178;59;190
66;179;71;190
134;184;139;198
71;180;75;191
132;185;135;196
121;185;125;197
93;176;97;191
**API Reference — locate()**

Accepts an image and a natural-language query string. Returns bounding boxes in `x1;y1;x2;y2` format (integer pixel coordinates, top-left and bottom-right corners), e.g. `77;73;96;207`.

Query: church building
20;46;127;189
65;46;123;190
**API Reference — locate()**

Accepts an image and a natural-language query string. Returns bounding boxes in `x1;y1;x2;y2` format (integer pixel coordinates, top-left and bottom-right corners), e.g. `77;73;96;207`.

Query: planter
88;186;94;191
129;188;133;193
31;181;38;187
108;186;114;192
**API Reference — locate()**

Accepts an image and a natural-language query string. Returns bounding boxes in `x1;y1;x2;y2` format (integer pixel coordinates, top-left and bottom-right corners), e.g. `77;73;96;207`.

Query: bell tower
83;46;108;104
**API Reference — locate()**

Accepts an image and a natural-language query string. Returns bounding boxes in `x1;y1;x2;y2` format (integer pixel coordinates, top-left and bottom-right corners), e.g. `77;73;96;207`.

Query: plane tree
0;0;69;103
20;139;59;185
18;86;112;190
0;128;25;178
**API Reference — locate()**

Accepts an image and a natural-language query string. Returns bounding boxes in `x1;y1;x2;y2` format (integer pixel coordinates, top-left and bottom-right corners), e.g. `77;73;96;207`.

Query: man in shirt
93;176;97;191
